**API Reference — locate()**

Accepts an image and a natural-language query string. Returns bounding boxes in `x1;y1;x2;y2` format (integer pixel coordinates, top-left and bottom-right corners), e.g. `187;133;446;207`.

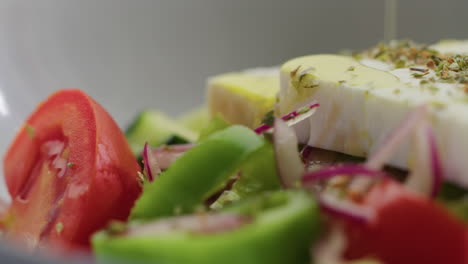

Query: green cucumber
177;106;211;134
126;111;198;154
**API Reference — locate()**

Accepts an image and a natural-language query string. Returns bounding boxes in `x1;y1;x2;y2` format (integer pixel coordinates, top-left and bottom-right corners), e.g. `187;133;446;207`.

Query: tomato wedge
343;180;468;264
2;89;141;251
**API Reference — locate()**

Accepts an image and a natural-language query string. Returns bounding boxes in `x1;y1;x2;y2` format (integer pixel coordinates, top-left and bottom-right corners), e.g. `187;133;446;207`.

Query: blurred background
0;0;467;126
0;0;466;263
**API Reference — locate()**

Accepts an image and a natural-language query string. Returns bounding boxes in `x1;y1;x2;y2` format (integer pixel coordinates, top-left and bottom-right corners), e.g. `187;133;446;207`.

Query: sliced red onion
253;124;271;135
142;143;193;181
365;105;429;170
282;103;320;124
349;105;429;195
427;126;443;197
302;164;388;185
301;165;385;223
273;118;305;188
254;102;320;134
142;142;161;182
318;192;374;224
300;145;315;161
405;121;443;197
151;144;194;170
127;213;251;236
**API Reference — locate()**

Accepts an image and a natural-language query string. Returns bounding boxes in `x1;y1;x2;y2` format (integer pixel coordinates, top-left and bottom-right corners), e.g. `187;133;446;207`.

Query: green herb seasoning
56;222;64;234
25;125;35;139
260;111;275;127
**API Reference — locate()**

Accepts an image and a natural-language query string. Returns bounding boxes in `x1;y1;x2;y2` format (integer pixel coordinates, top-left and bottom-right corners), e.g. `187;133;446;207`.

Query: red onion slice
127;213;251;236
282;102;320;125
300;145;315;161
253;124;271;135
254;102;320;134
300;164;385;223
273;118;305;188
365;105;429;170
151;144;194;170
142;143;193;181
405;121;443;197
318;192;374;224
302;164;388;185
427;126;443;197
142;142;161;182
349;105;429;195
350;105;443;198
302;164;385;223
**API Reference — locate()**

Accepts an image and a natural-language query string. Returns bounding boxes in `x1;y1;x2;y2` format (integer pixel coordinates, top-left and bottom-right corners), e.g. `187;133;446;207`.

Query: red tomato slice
2;89;141;251
343;180;468;264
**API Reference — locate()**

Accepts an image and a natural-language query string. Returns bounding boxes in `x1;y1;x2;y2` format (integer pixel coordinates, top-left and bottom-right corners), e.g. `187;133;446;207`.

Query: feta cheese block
431;40;468;55
278;42;468;188
207;67;279;128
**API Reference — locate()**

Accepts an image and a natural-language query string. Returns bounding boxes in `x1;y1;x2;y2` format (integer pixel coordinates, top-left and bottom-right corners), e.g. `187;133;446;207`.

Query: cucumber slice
177;106;210;134
164;135;191;145
126;111;198;154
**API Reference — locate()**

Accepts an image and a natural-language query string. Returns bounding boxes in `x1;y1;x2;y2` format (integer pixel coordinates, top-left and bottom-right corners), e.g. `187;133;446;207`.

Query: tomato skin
3;89;141;250
344;180;468;264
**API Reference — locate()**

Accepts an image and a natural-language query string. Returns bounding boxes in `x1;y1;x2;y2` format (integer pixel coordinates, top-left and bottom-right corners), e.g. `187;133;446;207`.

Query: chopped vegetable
142;143;161;182
130;126;278;221
343;180;468;264
177;105;210;134
197;114;230;141
145;143;194;172
254;102;319;134
405;119;443;197
273;118;304;188
2;89;141;250
211;142;281;209
125;111;197;154
93;190;321;264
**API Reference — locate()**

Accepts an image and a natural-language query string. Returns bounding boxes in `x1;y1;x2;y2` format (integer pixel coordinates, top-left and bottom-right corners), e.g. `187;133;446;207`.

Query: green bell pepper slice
93;190;321;264
210;142;279;209
131;125;280;221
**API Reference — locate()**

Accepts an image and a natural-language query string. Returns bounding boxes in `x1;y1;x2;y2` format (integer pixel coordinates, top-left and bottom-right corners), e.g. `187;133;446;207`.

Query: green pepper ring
93;190;321;264
130;125;276;220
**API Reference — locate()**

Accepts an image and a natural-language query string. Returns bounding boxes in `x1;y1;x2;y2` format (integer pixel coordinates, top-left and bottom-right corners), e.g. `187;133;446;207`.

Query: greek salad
0;41;467;264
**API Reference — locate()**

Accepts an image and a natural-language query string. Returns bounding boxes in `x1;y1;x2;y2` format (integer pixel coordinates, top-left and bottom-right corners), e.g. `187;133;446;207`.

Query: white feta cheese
279;53;468;188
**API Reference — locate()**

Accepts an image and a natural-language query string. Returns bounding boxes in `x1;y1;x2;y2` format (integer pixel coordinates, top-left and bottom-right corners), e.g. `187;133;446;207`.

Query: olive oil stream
384;0;397;43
